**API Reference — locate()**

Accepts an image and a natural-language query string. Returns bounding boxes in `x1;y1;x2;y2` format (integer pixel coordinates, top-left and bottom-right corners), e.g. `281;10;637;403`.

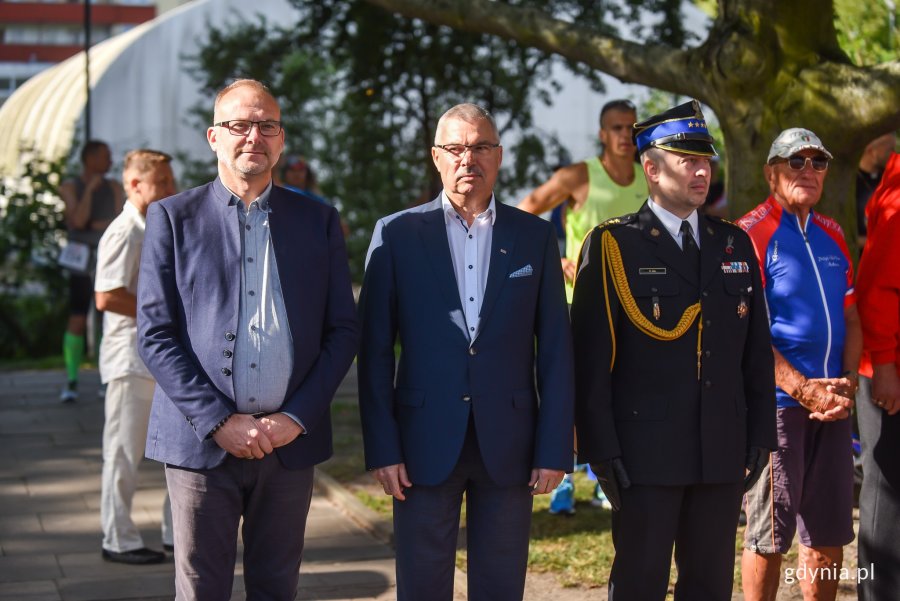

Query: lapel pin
725;235;734;255
650;227;660;237
500;248;507;254
706;226;714;235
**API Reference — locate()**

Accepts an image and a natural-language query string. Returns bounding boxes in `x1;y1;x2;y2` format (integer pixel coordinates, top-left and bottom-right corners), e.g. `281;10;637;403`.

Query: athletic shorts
743;406;855;554
69;273;93;315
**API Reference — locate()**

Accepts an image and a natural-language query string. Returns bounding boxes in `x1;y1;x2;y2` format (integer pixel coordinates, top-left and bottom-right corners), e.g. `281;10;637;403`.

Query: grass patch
321;385;808;594
0;355;66;371
321;386;397;518
526;471;614;586
321;390;366;483
0;356;99;372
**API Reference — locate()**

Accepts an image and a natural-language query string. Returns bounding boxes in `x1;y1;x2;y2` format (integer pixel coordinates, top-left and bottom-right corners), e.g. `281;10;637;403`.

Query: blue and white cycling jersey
738;197;856;408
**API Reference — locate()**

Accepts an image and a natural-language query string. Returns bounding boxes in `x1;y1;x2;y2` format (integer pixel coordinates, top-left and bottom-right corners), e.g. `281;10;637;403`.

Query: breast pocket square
509;264;534;279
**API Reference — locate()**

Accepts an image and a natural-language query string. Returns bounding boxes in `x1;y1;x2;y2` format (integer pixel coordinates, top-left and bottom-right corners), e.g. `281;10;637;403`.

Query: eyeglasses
214;120;283;137
434;143;500;158
772;154;829;172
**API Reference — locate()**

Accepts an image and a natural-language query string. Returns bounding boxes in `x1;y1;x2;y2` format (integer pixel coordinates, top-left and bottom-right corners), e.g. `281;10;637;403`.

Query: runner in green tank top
564;157;647;300
58;140;126;403
519;99;648;302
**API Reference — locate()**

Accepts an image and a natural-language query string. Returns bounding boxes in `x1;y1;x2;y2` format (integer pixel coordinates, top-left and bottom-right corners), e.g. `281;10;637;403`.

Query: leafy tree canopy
358;0;900;233
187;1;646;278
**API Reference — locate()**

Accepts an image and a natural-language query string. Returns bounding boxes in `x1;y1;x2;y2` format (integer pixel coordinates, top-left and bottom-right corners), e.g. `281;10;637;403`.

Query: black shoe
101;547;165;565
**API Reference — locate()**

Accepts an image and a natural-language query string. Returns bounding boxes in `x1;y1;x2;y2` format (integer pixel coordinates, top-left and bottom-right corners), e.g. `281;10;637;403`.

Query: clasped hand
798;377;855;421
212;413;303;459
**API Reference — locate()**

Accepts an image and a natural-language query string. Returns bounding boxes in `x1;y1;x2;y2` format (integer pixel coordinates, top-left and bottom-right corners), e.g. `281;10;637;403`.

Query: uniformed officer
571;100;777;601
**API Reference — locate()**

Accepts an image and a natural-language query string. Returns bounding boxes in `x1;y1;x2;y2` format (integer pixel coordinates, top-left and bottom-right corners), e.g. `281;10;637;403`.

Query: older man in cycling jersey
737;128;862;601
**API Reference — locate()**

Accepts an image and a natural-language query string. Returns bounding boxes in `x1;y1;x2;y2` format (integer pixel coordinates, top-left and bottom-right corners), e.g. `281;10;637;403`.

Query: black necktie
680;220;700;271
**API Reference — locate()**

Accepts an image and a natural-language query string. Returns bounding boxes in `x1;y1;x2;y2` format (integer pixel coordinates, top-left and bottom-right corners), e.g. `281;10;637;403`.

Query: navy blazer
357;197;575;487
137;179;358;470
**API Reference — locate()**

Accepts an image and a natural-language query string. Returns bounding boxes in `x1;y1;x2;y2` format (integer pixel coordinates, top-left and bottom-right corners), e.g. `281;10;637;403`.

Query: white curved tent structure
0;0;298;176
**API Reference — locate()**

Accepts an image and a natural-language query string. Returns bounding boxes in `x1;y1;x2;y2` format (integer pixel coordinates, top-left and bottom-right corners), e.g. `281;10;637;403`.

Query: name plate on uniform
638;267;667;275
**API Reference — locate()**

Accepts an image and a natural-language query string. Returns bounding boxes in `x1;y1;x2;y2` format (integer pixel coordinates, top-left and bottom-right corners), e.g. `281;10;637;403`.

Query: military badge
737;299;749;318
721;261;749;274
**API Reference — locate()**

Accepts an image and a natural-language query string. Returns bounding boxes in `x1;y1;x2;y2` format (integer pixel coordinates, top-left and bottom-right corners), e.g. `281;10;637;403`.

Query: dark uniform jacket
572;202;776;486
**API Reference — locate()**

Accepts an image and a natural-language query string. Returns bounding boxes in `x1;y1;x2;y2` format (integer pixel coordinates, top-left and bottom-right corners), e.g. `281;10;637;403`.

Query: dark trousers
857;376;900;601
393;420;534;601
165;455;315;601
609;482;743;601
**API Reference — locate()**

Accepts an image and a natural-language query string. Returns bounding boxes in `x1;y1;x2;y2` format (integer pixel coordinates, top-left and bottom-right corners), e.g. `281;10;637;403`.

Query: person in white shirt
95;149;176;564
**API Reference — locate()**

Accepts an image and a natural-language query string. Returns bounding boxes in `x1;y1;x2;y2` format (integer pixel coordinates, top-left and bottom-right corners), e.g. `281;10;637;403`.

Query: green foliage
185;0;625;279
692;0;899;67
618;0;696;48
834;0;899;65
0;152;68;359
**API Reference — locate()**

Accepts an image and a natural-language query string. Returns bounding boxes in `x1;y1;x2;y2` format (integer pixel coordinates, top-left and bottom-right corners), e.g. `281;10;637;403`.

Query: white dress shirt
442;193;496;343
647;198;700;249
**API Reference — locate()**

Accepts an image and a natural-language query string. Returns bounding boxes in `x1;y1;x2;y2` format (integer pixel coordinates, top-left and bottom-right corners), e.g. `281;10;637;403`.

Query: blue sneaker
549;474;576;515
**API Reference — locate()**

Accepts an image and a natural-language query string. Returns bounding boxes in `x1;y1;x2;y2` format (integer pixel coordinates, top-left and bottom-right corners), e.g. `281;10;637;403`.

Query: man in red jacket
856;150;900;601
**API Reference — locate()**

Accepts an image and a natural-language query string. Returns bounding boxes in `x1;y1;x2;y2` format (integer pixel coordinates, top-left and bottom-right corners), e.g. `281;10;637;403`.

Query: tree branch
361;0;706;98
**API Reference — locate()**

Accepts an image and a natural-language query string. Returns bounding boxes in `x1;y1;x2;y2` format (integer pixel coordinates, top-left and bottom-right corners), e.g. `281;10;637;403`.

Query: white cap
767;128;833;163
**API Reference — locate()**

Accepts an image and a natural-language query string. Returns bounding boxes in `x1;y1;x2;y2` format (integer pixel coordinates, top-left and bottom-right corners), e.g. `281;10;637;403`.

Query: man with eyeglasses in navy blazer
358;103;575;601
137;79;358;600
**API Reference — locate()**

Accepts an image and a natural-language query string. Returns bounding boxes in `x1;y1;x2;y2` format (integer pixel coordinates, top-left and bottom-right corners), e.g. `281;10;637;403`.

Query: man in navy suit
137;79;358;600
358;103;575;601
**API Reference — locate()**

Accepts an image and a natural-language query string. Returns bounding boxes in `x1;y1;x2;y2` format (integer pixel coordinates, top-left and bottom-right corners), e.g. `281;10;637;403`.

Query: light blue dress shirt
227;183;295;417
442;193;496;343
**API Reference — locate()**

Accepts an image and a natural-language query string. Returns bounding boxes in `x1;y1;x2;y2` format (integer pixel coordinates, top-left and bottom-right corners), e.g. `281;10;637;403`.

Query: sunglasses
773;155;830;172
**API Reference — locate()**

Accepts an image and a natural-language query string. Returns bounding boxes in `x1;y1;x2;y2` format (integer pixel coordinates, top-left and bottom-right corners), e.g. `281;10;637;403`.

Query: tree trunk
361;0;900;235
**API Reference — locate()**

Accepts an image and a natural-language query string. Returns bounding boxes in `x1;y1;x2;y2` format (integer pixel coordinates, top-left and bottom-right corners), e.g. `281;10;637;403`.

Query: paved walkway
0;368;399;601
4;367;840;601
